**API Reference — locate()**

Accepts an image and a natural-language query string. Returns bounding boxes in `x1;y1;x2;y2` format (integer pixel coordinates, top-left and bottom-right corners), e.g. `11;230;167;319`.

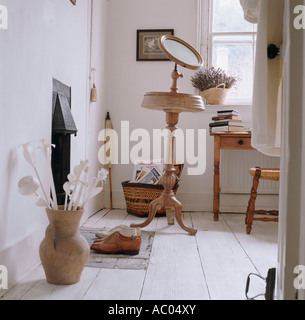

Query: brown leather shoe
90;231;141;255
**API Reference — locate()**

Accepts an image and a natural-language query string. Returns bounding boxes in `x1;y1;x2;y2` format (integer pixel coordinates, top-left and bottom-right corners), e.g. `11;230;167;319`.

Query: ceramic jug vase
39;207;89;285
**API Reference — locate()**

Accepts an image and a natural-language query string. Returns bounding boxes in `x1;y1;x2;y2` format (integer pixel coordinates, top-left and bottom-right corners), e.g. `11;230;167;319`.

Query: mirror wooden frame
159;35;203;70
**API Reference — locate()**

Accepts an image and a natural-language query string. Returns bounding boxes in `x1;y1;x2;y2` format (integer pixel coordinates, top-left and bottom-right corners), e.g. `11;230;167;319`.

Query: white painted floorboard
0;210;278;301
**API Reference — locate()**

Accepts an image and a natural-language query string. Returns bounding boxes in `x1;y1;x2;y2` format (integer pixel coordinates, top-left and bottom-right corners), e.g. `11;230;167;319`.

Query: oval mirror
159;35;203;70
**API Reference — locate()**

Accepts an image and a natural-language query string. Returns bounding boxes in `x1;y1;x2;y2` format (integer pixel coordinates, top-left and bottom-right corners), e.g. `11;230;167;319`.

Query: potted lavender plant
191;67;239;105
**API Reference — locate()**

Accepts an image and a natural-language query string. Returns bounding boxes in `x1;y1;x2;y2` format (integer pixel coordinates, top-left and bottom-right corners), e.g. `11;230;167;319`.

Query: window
202;0;257;104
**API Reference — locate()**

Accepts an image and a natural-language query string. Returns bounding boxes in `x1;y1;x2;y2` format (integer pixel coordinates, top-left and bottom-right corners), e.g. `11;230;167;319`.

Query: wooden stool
245;167;280;234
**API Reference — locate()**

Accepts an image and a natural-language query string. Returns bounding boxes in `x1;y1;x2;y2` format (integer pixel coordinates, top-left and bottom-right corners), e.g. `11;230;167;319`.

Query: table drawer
220;136;253;149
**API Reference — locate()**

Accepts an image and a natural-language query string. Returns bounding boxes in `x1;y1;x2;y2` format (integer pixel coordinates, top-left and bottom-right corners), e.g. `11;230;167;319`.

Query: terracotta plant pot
39;207;89;285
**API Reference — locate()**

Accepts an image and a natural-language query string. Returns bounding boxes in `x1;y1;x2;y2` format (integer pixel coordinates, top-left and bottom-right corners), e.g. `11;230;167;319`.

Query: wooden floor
0;210;278;300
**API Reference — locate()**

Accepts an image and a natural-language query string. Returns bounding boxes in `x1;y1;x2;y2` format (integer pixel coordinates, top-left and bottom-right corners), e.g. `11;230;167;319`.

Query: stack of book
209;109;245;133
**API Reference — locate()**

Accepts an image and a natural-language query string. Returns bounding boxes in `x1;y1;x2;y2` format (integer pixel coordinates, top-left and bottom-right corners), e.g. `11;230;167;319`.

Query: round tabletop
141;91;205;113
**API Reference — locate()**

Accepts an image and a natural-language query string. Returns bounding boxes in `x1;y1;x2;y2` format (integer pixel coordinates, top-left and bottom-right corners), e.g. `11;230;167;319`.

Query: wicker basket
200;84;228;105
122;181;179;217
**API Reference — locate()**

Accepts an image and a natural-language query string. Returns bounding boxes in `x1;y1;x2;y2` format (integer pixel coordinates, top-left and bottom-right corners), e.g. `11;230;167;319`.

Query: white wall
102;0;208;210
100;0;278;213
0;0;106;291
86;0;109;216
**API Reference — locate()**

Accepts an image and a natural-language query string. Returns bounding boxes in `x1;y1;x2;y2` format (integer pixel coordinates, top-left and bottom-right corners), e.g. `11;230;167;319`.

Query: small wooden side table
210;132;254;221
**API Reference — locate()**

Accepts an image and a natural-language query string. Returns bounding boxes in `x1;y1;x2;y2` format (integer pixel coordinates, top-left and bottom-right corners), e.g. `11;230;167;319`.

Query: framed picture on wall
137;29;174;61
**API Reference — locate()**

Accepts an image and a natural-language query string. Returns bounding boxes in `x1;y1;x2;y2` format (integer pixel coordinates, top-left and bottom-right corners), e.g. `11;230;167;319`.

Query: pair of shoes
90;231;141;255
95;225;140;239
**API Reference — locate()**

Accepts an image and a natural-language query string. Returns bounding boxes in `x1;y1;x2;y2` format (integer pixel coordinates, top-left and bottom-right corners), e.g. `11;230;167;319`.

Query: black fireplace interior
52;79;78;205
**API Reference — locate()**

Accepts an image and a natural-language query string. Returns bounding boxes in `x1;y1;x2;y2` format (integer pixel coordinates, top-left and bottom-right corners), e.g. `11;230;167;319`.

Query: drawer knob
238;140;244;145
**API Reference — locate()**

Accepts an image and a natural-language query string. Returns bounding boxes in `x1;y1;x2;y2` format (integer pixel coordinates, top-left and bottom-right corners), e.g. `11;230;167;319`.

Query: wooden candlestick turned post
170;65;183;93
130;109;197;236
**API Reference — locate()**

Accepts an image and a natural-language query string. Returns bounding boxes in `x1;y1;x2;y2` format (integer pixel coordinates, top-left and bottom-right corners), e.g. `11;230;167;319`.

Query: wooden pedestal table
130;79;205;235
131;35;205;235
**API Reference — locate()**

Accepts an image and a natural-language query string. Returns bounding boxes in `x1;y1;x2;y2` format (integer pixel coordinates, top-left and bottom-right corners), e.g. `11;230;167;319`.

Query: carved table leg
245;168;261;234
213;136;220;221
131;111;196;235
130;197;163;229
172;196;197;235
166;207;175;225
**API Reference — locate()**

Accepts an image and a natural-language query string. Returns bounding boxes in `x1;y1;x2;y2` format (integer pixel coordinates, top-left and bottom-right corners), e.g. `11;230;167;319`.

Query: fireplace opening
51;79;78;205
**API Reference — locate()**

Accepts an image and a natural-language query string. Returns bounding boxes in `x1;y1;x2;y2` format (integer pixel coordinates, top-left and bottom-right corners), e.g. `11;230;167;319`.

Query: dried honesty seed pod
19;140;108;211
18;176;39;196
19;141;51;209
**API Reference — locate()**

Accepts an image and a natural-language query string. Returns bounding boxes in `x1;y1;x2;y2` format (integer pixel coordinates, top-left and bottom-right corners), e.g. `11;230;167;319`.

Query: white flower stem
33;167;51;209
73;171;89;211
68;184;77;211
82;179;104;209
48;165;58;210
82;178;97;209
64;192;68;211
68;173;83;211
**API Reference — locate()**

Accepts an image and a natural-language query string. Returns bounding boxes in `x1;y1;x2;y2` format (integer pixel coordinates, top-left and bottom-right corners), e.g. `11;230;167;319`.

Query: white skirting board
0;206;99;295
104;190;279;213
0;227;45;296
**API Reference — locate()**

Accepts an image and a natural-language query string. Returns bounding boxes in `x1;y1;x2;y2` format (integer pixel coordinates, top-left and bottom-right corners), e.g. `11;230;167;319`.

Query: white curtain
239;0;259;23
240;0;284;157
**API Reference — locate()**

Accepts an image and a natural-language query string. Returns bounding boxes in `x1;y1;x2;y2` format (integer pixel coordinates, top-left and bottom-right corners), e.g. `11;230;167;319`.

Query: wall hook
268;44;280;60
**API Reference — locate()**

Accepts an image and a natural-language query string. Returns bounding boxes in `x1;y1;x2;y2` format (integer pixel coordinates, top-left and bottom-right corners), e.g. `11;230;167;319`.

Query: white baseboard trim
103;191;279;213
0;205;103;297
0;227;45;296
